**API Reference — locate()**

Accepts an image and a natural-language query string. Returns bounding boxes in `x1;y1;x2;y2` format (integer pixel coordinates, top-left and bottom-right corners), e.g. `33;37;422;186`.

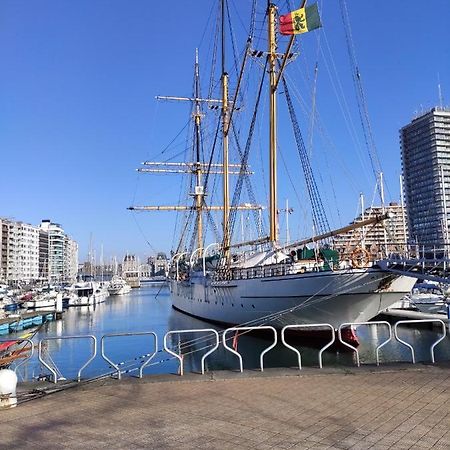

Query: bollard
0;369;18;409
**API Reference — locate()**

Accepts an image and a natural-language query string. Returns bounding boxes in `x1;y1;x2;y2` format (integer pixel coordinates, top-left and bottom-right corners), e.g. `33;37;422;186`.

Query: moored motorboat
69;281;109;306
108;277;132;295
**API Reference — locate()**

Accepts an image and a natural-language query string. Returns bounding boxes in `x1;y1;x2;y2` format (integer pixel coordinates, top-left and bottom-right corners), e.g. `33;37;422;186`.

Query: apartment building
334;202;408;257
0;218;39;284
0;217;78;284
401;107;450;246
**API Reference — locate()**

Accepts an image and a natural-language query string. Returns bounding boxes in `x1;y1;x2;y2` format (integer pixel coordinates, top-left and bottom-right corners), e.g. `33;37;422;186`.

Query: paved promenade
3;364;450;449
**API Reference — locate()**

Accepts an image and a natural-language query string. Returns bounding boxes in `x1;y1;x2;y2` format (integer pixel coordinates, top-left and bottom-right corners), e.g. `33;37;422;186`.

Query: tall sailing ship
130;1;415;332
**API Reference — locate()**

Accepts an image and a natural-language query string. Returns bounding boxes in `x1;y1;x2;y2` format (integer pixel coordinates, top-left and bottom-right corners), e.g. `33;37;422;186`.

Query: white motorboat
24;287;58;309
69;281;109;307
108;277;132;295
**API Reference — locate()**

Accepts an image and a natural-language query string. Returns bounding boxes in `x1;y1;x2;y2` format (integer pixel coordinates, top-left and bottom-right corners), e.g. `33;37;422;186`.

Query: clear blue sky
1;0;449;262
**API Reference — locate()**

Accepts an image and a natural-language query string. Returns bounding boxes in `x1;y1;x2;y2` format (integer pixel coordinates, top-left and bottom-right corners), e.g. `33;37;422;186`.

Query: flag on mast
279;3;322;35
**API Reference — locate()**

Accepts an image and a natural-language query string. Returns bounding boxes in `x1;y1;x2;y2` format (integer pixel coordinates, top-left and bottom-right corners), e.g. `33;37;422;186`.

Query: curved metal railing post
0;338;34;374
223;326;277;372
38;339;57;383
394;319;447;364
190;248;204;268
100;331;158;380
38;335;97;383
337;321;393;367
77;336;97;381
164;329;220;376
175;252;188;280
430;321;447;363
203;243;220;276
281;324;335;369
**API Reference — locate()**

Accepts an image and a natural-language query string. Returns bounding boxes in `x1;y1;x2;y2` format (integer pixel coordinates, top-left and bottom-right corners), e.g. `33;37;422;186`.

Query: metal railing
393;319;447;364
223;326;277;372
38;335;97;383
101;332;158;380
337;321;393;367
281;324;335;369
7;318;450;383
164;329;219;376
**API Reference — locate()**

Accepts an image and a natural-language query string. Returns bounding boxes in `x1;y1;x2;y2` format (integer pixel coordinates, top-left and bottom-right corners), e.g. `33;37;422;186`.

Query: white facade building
334;203;408;258
0;217;78;285
64;236;79;283
40;220;78;283
0;218;39;284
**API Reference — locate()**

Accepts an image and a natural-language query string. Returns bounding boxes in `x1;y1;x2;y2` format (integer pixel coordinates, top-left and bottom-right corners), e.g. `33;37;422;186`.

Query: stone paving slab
3;364;450;449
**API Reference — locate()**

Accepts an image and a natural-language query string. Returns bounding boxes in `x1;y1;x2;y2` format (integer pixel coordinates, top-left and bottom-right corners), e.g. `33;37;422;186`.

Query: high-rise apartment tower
401;107;450;247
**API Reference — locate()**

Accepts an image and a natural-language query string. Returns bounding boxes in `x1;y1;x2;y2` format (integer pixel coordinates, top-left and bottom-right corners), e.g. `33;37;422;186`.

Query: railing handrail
163;329;219;376
101;331;158;380
223;326;277;372
38;335;97;383
281;324;335;369
393;319;447;364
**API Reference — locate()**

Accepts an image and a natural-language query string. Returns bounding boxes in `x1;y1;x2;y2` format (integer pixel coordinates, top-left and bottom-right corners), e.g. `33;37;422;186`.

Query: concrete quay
3;364;450;449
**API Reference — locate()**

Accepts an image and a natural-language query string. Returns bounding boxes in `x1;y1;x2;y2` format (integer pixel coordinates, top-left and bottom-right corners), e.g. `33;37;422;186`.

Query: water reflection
11;286;450;381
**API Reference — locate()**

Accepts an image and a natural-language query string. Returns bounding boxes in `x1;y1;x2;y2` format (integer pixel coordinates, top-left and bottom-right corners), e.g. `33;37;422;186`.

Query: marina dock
5;364;450;449
0;311;58;335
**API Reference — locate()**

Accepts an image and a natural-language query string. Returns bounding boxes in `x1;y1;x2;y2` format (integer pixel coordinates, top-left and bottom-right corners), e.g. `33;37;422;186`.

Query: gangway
377;258;450;284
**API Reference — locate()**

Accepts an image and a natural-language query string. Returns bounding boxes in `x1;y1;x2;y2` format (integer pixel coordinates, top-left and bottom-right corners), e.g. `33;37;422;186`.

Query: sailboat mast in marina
129;1;415;334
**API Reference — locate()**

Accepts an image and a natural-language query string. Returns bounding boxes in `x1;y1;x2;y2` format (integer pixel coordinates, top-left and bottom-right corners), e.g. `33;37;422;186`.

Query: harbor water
7;285;450;382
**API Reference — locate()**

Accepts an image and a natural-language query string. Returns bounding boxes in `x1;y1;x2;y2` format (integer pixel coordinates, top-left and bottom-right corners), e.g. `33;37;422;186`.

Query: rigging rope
228;60;268;244
282;76;331;237
339;0;388;202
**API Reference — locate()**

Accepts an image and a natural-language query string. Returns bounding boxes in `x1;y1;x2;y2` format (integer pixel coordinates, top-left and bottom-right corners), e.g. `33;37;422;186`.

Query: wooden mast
193;49;204;253
268;3;278;244
222;0;231;261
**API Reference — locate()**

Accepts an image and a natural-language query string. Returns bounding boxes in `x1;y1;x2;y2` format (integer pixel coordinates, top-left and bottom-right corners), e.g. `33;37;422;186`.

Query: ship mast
221;0;230;260
193;49;204;252
268;3;278;244
129;4;263;258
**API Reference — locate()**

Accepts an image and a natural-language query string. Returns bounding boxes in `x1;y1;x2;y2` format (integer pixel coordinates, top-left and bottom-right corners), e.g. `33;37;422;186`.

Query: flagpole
274;0;307;91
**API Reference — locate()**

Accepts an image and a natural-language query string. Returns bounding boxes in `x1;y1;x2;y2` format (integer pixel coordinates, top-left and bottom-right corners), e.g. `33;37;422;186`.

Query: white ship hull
24;297;56;309
170;268;415;329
